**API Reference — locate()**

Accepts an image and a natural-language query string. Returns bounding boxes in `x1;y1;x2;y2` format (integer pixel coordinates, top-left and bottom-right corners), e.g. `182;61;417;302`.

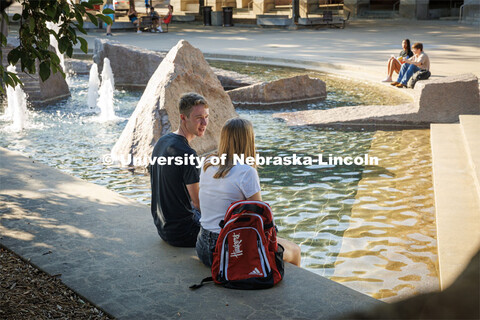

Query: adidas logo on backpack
249;268;263;276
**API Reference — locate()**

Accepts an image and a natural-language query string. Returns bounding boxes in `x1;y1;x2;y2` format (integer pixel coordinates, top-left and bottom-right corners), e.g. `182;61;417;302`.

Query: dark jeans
161;208;201;248
195;227;219;267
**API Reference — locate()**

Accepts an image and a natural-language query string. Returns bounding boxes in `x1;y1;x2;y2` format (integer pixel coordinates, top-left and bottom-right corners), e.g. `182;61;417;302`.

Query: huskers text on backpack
211;200;284;289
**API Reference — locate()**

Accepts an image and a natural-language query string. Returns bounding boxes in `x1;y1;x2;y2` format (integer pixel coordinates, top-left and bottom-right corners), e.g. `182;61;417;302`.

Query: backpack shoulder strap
189;277;213;290
231;203;264;216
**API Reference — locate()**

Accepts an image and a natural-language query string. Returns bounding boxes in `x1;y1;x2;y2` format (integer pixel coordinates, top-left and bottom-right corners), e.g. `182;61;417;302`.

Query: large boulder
93;39;257;90
111;40;238;166
65;58;93;76
227;75;326;108
93;39;166;89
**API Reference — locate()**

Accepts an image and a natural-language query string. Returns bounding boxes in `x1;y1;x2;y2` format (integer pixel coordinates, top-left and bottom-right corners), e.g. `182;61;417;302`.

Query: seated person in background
196;117;301;268
150;7;162;32
391;42;430;88
127;6;141;33
162;4;173;30
382;39;413;82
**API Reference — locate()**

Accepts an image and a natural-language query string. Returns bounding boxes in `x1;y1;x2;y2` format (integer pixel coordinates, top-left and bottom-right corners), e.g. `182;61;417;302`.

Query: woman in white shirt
196;118;301;267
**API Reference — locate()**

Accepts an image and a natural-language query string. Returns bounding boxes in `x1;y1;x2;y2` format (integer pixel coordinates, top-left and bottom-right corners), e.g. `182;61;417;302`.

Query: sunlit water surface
0;62;437;301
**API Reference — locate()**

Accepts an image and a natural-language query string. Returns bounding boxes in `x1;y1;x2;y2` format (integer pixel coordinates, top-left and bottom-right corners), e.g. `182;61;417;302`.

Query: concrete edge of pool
0;147;383;319
430;115;480;290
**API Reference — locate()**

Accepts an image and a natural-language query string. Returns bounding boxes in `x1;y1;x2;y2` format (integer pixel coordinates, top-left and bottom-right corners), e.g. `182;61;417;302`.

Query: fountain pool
0;62;437;302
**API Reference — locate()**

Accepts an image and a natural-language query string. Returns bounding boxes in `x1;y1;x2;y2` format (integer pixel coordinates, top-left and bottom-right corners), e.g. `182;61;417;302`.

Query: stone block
93;39;166;89
228;75;326;108
257;15;291;26
415;73;480;123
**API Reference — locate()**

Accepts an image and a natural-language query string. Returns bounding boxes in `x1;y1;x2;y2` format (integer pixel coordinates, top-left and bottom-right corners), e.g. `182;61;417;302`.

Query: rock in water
111;40;238;166
93;39;257;90
227;75;327;108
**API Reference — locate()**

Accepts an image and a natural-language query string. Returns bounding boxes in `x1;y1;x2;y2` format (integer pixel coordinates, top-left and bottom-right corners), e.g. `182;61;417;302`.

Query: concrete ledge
430;123;480;290
273;74;480;127
173;15;196;22
257;15;291;26
0;147;382;319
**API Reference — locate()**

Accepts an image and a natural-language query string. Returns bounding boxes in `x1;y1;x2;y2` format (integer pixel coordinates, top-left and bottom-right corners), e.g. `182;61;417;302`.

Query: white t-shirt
199;163;261;233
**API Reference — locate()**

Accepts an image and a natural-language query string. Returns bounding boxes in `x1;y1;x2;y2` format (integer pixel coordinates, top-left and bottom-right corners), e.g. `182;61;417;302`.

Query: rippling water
0;62;437;301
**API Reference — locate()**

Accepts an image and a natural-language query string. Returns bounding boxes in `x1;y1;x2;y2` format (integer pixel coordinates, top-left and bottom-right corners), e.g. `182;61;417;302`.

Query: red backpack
190;200;284;290
212;200;284;289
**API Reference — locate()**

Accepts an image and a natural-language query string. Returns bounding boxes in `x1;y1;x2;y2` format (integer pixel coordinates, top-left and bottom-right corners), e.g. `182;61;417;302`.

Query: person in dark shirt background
150;92;209;247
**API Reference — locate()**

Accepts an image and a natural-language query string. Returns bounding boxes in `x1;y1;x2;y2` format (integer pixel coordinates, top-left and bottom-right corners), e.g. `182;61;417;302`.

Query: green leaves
96;14;112;25
1;0;104;90
39;61;51;81
78;37;88;54
85;12;98;26
7;48;21;65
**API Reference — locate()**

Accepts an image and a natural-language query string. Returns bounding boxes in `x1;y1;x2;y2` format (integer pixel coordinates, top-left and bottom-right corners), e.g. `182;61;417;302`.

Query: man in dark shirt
150;92;209;247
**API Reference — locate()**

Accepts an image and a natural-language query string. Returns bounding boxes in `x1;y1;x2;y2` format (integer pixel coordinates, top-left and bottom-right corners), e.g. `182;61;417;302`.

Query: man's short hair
179;92;208;117
412;42;423;51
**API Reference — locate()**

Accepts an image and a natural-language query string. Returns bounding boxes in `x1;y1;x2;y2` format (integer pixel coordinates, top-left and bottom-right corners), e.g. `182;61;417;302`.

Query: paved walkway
0;148;381;319
76;19;480;83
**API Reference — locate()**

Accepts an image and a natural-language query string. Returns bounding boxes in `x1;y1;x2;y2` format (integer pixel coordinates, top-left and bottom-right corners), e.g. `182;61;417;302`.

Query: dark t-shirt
399;49;413;59
150;133;200;246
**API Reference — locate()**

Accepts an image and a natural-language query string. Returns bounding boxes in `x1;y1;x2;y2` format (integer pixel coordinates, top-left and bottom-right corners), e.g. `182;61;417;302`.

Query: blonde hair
204;118;256;178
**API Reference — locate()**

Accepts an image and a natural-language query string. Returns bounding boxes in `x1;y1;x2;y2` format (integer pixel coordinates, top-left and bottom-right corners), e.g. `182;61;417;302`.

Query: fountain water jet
46;22;70;85
3;65;29;132
88;63;100;110
97;58;117;121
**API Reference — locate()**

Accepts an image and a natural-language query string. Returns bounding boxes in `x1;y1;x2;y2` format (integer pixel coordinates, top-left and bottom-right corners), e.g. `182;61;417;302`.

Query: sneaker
390;81;399;86
381;77;392;82
157;27;163;32
106;33;113;36
150;29;155;32
137;30;142;33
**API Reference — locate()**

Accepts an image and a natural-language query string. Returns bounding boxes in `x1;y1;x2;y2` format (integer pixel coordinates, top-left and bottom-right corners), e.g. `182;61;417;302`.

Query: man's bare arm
186;182;200;210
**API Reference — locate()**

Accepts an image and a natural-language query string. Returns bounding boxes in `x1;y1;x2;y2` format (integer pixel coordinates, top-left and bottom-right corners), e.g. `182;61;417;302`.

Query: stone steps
430;117;480;290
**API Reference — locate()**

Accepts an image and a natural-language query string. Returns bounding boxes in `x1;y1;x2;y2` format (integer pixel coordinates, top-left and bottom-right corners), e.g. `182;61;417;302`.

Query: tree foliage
0;0;114;93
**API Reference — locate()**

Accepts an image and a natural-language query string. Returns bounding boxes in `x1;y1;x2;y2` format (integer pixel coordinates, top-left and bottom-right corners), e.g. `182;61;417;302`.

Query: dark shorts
195;227;219;267
129;16;138;23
